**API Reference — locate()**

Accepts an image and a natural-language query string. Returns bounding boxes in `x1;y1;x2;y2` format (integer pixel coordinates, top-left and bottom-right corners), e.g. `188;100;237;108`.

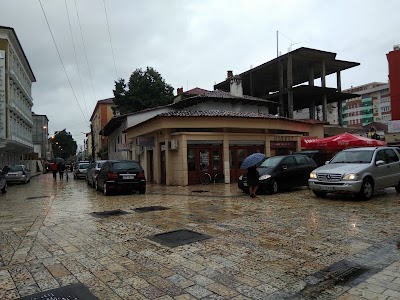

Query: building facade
342;82;391;127
89;98;114;160
32;113;49;159
0;26;36;166
387;45;400;121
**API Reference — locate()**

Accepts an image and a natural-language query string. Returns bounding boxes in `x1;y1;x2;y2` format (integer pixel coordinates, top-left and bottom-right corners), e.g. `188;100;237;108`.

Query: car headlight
259;174;271;181
239;175;243;180
343;173;359;180
310;172;317;179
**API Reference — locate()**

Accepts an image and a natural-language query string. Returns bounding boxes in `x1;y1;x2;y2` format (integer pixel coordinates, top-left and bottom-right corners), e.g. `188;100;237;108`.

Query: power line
65;0;89;120
73;0;98;104
39;0;89;126
102;0;118;79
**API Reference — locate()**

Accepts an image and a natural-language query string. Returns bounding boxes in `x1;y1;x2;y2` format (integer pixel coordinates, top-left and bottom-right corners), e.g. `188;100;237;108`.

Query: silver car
309;147;400;200
86;160;107;187
73;162;91;179
2;165;31;184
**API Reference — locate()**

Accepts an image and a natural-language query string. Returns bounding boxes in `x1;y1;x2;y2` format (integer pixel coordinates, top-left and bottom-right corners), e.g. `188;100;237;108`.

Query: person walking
247;165;259;198
50;161;58;180
58;162;65;180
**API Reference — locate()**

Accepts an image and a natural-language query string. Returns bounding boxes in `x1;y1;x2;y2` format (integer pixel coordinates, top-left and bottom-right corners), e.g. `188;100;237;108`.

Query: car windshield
259;156;282;168
78;163;90;169
113;162;141;170
9;165;23;171
330;150;373;164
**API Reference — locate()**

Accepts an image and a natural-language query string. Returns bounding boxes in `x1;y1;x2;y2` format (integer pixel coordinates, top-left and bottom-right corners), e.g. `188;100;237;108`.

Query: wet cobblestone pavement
0;173;399;299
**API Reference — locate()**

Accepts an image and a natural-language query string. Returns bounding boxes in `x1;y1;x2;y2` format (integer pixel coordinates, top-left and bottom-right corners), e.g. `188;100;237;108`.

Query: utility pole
90;124;95;161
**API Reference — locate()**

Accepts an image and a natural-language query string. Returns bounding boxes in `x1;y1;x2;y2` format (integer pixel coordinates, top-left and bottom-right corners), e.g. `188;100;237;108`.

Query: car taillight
137;171;145;178
107;172;118;179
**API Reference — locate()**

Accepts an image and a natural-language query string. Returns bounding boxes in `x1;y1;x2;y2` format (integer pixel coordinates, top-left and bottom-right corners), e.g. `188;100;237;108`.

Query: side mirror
375;160;385;166
281;165;288;171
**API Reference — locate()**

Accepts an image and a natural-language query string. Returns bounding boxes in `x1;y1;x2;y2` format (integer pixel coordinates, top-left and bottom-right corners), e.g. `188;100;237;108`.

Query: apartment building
32;113;49;160
342;82;391;127
0;26;36;166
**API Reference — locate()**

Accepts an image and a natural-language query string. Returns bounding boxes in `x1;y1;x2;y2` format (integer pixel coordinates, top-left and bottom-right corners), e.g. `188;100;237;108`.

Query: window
294;155;308;165
375;150;387;163
385;149;399;163
281;156;297;168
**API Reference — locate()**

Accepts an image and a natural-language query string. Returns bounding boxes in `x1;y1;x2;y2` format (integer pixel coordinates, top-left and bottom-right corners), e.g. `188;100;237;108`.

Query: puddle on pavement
90;209;130;218
133;206;170;213
26;196;49;200
147;229;212;247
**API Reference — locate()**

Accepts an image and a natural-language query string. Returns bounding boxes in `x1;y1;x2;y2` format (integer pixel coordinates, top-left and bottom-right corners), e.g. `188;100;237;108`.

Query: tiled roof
157;110;322;124
185;87;209;95
171;90;279;109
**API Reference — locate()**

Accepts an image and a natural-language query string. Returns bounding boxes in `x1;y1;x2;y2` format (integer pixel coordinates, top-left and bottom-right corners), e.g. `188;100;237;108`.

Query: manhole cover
26;196;49;200
90;209;129;218
147;229;212;247
18;283;98;299
191;190;209;193
133;206;170;213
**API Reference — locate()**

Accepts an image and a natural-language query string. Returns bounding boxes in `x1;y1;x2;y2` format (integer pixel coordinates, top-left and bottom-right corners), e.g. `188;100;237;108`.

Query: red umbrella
301;132;386;150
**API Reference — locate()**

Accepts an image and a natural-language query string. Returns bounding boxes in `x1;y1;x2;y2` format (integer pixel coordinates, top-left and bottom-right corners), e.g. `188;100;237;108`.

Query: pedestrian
50;161;58;180
58;162;65;180
247;165;259;198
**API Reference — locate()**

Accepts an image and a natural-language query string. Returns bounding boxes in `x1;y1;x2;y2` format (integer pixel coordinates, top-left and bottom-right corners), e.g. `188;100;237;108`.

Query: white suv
309;147;400;200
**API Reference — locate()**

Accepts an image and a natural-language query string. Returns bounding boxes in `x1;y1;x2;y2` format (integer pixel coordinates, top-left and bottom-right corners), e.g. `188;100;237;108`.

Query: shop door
229;146;264;183
187;147;223;185
160;149;166;184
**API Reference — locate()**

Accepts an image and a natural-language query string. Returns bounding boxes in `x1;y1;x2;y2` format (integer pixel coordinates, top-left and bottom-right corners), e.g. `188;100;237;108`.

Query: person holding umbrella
247;165;259;198
240;152;265;198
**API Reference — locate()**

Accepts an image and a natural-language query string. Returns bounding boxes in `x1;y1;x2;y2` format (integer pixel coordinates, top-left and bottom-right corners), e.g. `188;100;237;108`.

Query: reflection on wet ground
0;173;399;299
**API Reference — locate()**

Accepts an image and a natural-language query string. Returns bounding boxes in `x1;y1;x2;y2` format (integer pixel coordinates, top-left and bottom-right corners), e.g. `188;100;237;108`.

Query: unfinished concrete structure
214;47;360;125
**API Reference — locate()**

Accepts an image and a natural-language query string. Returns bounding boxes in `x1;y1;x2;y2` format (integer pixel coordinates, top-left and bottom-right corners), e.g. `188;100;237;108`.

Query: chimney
177;87;184;95
230;75;243;97
227;70;233;79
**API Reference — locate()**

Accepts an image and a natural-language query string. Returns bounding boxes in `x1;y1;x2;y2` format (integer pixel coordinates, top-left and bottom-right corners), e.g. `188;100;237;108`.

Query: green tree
50;129;77;159
112;67;174;114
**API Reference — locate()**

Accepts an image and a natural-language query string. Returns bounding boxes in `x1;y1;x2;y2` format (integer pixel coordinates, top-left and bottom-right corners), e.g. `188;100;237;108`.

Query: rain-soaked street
0;173;400;300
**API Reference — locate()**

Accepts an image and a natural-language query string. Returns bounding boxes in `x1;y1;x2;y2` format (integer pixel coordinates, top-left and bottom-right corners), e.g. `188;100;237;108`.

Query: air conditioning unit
169;139;178;150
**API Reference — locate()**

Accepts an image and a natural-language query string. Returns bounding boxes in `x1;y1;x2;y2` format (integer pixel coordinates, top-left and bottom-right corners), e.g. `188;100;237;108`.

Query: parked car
73;161;91;179
0;170;7;193
86;160;107;187
294;150;328;167
309;146;400;200
95;160;146;196
2;165;31;184
238;154;317;194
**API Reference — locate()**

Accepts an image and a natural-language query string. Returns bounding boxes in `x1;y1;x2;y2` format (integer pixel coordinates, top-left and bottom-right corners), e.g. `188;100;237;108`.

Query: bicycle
199;172;224;184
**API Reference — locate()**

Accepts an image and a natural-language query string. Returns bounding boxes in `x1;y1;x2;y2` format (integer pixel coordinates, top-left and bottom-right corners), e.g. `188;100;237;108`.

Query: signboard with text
388;120;400;133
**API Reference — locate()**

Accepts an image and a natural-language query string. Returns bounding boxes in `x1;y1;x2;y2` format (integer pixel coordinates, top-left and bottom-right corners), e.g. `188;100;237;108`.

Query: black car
238;154;317;194
0;170;7;193
95;160;146;195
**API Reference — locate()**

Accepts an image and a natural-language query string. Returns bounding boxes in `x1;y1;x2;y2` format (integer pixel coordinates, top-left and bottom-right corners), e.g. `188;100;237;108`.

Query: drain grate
90;209;129;218
18;283;98;299
191;190;209;193
26;196;49;200
147;229;212;247
133;206;170;213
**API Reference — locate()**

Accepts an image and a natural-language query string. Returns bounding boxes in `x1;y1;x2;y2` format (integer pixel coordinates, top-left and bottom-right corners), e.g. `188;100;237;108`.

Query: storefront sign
117;143;131;151
273;136;297;141
0;50;5;140
388;120;400;133
270;141;296;148
137;136;154;147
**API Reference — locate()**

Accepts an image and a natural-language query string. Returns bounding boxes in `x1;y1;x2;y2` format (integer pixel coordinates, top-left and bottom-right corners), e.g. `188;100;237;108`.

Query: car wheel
269;179;278;194
1;184;7;193
103;183;110;196
395;182;400;193
356;178;374;200
139;188;146;194
313;190;327;198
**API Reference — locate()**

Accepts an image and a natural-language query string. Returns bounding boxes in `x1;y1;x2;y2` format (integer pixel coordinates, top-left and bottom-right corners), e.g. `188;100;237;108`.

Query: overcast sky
1;0;399;148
